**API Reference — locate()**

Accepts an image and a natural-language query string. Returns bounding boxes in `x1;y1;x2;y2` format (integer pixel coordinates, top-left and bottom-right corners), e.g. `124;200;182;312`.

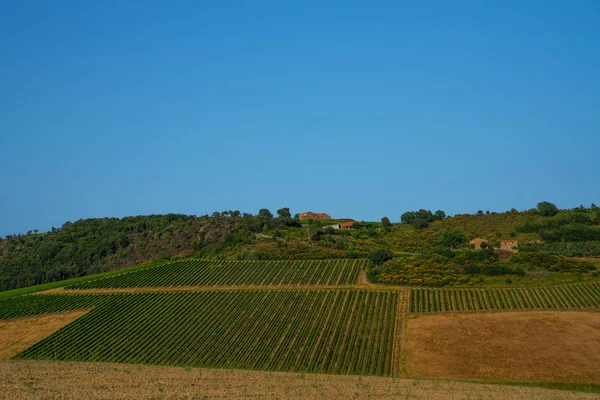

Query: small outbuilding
324;224;341;230
500;239;518;252
469;238;487;250
340;221;355;230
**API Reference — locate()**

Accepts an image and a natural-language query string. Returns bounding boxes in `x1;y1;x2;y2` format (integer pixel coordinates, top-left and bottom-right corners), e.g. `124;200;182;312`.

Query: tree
277;208;291;218
433;210;446;221
401;209;435;228
258;209;273;219
411;218;429;229
367;249;393;266
476;210;484;216
591;203;598;210
305;222;320;242
381;217;391;229
439;229;466;249
536;201;558;217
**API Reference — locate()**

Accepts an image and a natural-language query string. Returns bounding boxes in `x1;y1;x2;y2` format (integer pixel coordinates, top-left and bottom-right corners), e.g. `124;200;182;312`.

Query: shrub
367;249;394;266
481;264;513;276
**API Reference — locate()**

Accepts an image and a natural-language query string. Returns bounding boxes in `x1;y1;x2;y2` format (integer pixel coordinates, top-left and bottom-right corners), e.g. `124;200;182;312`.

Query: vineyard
3;255;600;380
67;259;364;289
0;294;112;319
16;290;399;376
409;282;600;313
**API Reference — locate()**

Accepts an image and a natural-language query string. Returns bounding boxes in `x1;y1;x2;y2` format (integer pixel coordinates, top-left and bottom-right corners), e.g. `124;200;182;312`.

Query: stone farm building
298;212;331;221
469;238;487;250
500;239;519;252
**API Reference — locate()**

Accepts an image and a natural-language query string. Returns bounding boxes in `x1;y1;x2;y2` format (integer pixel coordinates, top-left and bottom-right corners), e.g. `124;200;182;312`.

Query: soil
0;359;597;400
405;311;600;383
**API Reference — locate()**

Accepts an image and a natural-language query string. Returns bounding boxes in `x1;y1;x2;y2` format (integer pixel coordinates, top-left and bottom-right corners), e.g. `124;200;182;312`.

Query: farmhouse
298;212;331;221
500;239;518;252
340;221;355;230
469;238;487;250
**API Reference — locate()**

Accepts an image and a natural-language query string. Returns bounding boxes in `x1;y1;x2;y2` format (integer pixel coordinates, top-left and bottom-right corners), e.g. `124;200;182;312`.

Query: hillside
1;203;599;291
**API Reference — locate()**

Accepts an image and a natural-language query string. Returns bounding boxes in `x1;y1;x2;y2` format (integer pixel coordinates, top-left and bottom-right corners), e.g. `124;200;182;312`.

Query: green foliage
381;217;391;228
433;210;446;220
481;264;514;276
519;241;600;257
0;215;203;291
400;209;442;228
367;249;393;266
439;229;466;249
2;202;599;293
516;209;600;242
368;247;595;287
276;208;291;218
537;201;559;217
510;252;595;273
258;209;274;218
0;212;317;292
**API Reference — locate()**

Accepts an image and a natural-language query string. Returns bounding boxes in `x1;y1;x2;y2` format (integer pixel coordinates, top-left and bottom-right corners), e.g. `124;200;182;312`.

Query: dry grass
405;311;600;383
0;311;89;359
0;359;598;400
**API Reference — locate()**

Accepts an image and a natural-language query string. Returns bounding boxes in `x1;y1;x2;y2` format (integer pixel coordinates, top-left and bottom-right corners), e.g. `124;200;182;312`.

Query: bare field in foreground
406;311;600;383
0;311;88;359
0;359;598;400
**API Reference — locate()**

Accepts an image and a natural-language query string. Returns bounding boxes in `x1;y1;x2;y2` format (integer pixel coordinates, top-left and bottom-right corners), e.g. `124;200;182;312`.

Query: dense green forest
1;203;599;291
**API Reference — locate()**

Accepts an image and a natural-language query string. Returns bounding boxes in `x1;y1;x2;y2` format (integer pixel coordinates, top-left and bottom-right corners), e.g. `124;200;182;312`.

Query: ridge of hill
1;203;599;292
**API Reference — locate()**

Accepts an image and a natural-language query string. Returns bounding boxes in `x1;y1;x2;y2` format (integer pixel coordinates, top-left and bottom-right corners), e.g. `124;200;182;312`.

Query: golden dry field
1;359;599;400
0;311;89;359
405;311;600;383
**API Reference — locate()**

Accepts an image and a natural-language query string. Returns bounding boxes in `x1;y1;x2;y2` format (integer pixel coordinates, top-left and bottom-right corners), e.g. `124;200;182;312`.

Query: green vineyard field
409;282;600;313
16;290;398;376
68;259;364;289
0;294;112;319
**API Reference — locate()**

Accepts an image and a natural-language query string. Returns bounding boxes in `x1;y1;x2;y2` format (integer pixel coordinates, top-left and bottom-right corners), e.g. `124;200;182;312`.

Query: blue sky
1;1;599;236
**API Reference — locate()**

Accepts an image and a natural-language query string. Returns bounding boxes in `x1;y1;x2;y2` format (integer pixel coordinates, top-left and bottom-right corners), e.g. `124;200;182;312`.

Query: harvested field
0;311;88;359
405;311;600;383
0;359;597;400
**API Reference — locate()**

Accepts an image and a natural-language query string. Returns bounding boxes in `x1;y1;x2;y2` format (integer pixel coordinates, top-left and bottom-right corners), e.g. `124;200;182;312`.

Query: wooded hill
1;203;599;291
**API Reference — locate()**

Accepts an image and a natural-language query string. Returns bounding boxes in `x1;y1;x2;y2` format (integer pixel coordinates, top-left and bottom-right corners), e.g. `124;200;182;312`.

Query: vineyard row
68;259;364;289
409;282;600;313
16;290;398;376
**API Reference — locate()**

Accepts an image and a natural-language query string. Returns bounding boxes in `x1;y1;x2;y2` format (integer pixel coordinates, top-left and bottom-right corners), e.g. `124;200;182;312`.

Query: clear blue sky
1;1;599;236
